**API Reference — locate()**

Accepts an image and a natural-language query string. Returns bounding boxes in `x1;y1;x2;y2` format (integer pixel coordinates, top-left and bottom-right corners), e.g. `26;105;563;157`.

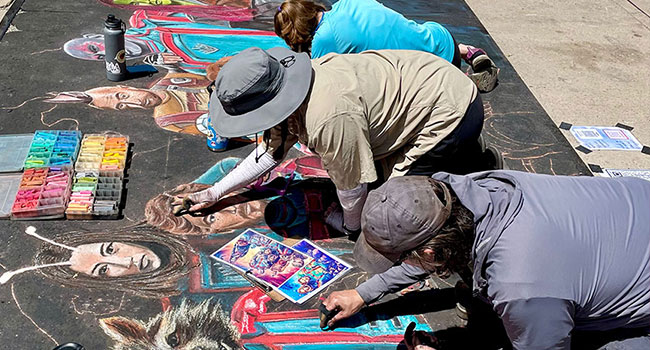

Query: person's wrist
342;224;361;240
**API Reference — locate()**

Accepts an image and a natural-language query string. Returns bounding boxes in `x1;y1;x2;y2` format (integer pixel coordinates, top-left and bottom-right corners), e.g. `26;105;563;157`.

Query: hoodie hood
432;171;524;297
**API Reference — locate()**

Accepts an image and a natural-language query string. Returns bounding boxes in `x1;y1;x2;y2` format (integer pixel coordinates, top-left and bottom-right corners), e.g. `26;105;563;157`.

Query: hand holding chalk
320;289;366;329
172;196;194;216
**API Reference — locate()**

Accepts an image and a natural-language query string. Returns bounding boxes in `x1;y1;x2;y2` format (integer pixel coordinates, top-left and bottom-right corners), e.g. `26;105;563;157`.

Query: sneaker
468;55;500;93
465;47;500;93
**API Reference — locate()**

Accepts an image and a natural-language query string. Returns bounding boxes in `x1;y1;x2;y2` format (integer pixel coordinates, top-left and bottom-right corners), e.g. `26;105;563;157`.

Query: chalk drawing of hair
43;91;94;107
1;225;196;299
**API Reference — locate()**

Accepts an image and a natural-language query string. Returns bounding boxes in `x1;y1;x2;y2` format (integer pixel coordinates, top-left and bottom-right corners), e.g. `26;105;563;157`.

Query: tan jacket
268;50;478;190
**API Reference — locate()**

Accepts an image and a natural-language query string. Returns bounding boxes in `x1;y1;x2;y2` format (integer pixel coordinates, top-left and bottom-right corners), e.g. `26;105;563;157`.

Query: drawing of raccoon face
100;299;241;350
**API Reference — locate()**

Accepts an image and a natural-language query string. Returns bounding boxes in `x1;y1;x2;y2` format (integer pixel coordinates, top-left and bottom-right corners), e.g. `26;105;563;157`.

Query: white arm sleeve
189;144;284;203
337;183;368;231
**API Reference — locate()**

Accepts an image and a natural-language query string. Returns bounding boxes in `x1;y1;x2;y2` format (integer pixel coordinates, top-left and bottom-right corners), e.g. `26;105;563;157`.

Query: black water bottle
104;14;128;81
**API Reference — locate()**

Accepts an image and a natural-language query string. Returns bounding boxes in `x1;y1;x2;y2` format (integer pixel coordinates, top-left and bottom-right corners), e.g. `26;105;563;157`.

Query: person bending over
177;46;501;238
323;173;650;350
274;0;498;92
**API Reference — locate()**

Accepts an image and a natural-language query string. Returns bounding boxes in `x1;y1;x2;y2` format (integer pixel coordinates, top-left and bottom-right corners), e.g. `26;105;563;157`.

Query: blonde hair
274;0;327;53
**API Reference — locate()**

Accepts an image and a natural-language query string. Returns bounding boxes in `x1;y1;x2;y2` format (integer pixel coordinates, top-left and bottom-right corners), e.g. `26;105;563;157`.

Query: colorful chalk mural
46;9;288;137
100;290;430;350
3;152;434;349
44;71;212;135
1;0;566;348
64;11;286;74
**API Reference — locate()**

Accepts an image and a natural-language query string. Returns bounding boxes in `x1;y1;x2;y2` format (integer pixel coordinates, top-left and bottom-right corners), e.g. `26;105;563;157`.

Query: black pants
406;94;485;177
451;35;462;69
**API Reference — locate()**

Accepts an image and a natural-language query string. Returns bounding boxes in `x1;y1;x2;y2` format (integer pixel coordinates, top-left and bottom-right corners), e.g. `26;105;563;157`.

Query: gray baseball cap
209;46;312;137
354;176;452;274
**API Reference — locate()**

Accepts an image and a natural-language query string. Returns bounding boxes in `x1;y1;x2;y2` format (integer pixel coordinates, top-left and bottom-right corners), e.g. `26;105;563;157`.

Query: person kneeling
323;172;650;350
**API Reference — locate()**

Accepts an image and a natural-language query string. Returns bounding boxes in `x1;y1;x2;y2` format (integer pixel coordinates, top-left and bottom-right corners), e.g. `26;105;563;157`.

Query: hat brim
353;230;401;275
210;47;312;138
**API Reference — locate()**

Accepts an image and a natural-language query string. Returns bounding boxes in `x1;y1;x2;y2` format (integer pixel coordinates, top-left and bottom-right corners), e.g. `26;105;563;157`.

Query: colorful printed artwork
213;229;311;288
213;230;351;304
278;240;351;303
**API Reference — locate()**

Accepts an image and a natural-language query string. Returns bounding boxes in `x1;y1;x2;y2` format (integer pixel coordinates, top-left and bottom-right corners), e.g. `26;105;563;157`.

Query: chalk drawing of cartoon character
99;298;241;350
229;238;252;263
64;10;286;75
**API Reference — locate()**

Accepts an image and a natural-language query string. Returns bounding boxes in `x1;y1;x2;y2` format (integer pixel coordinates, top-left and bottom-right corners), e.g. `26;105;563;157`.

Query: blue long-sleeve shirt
311;0;456;62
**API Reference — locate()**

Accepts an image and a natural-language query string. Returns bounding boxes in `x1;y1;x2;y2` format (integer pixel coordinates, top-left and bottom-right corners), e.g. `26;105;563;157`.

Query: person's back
473;172;650;348
303;50;477;188
311;0;455;62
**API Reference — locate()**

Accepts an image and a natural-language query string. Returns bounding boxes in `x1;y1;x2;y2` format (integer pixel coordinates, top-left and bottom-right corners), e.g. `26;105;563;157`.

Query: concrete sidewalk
466;0;650;170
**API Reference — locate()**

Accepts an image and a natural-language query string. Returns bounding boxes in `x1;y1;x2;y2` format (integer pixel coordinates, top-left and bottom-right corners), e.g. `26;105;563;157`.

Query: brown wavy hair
274;0;327;53
407;182;475;279
145;183;212;236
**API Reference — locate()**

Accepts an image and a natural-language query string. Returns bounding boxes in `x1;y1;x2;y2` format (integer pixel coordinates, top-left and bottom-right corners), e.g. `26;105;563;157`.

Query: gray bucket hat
354;176;452;274
209;46;312;137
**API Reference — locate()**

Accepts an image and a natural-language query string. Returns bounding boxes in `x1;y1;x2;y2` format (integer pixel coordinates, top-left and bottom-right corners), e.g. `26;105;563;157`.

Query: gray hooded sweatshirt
355;171;650;349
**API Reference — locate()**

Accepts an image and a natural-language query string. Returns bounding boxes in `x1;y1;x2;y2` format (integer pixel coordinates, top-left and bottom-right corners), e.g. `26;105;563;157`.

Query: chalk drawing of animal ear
99;316;149;345
82;33;103;39
43;92;93;105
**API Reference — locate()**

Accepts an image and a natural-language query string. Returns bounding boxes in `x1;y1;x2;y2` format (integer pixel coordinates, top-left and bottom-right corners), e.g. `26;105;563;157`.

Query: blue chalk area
194;157;240;185
258;314;431;336
199;252;250;289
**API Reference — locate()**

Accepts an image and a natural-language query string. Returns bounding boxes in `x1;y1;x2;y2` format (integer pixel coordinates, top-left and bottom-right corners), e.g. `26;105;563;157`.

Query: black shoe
483;146;505;170
455;281;472;320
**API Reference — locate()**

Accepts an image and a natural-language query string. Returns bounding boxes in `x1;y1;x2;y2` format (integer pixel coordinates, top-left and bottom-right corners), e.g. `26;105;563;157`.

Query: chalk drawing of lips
115;49;126;63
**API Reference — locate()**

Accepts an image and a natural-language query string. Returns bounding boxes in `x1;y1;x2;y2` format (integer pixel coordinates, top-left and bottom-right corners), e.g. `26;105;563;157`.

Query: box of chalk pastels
24;130;81;170
11;167;73;220
66;134;129;220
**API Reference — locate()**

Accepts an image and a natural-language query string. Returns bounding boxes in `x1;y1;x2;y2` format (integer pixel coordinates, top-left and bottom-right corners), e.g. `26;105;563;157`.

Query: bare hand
321;289;365;327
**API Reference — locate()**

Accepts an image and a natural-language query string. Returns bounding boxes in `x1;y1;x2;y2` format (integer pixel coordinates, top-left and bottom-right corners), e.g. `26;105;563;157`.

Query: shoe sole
469;55;499;92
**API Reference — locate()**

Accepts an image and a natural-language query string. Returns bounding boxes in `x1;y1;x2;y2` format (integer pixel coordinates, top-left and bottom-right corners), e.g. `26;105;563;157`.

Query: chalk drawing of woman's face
69;242;162;277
